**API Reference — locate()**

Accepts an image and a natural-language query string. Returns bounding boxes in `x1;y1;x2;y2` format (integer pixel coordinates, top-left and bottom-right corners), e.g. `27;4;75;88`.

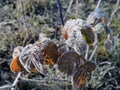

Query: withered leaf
78;61;96;72
10;46;25;73
73;69;88;89
73;61;96;89
10;56;25;73
19;44;44;74
39;38;58;65
58;51;83;76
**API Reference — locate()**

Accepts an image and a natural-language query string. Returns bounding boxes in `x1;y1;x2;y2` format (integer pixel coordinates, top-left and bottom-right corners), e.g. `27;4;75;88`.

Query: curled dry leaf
73;61;96;89
58;51;84;76
10;56;25;73
10;46;25;73
19;44;44;74
39;38;58;65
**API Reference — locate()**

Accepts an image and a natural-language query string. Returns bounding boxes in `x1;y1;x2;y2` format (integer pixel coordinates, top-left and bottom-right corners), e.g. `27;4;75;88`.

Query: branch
11;72;22;90
57;0;64;26
63;0;74;20
89;45;98;61
96;0;102;9
0;85;12;90
108;0;120;26
85;45;89;59
0;77;71;90
20;78;71;84
75;0;78;18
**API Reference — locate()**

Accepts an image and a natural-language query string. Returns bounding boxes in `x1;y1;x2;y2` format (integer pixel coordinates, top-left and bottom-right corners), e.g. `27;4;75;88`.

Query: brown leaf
73;69;88;89
39;38;58;65
73;61;96;89
10;56;25;73
58;51;84;76
78;61;96;72
11;46;25;73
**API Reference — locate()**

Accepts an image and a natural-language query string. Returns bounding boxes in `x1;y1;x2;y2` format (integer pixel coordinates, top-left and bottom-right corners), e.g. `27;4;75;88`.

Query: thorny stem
11;72;22;90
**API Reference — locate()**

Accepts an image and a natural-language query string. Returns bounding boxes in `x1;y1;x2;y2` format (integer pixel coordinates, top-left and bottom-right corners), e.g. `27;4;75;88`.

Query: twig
0;85;13;90
11;72;22;90
96;0;102;9
85;45;89;59
89;45;98;60
108;0;120;26
57;0;64;26
75;0;78;18
20;77;71;83
57;42;66;49
63;0;74;20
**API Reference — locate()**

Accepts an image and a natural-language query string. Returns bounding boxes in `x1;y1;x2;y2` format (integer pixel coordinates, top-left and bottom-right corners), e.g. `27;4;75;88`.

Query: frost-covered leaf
81;26;95;46
58;51;84;76
73;61;96;88
10;56;25;73
10;46;25;73
39;38;58;65
19;44;44;74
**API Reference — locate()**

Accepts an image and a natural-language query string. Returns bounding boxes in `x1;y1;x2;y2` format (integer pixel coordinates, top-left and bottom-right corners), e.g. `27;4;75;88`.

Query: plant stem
11;72;22;90
89;45;98;61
